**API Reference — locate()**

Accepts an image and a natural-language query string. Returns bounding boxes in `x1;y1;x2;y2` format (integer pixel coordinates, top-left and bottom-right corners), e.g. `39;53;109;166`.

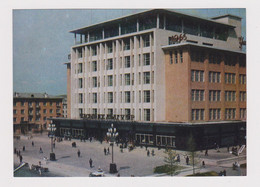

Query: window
239;74;246;84
191;90;204;101
143;72;150;84
125;91;131;103
108;108;113;116
43;102;47;106
21;117;24;122
79;78;83;88
56;109;60;113
240;108;246;119
92;61;97;72
125;109;131;120
139;91;141;103
78;63;83;73
124;74;131;85
108;92;113;103
225;73;236;84
209;71;221;83
143;53;150;66
174;51;178;64
92;93;97;103
143;35;150;47
21;109;25;114
191;70;204;82
225;91;236;101
180;50;183;63
21;101;25;106
13;118;16;122
144;90;150;103
124;56;131;68
240;91;246;102
209;109;221;120
77;48;82;58
50;109;53;114
13;110;17;114
56;102;60;106
79;93;83;103
108;75;113;87
209;90;221;101
50;102;53;106
92;108;97;115
92;77;97;87
144;109;151;121
13;101;17;106
191;50;205;63
225;108;236;120
170;51;173;64
191;109;204;121
36;117;40;121
43;109;47;114
107;59;113;70
209;53;221;64
92;46;97;56
124;39;130;50
107;43;113;53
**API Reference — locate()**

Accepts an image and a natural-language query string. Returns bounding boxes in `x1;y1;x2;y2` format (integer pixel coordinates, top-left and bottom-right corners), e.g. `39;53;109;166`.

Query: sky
13;9;246;95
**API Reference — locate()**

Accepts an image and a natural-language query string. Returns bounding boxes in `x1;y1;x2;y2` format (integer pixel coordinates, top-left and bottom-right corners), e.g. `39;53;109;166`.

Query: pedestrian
16;150;19;157
202;160;205;168
23;146;25;151
90;137;92;142
186;156;189;165
147;150;150;157
104;148;107;155
107;147;110;154
19;155;23;163
18;150;20;156
177;154;180;162
89;158;93;168
205;149;208;156
77;149;81;157
117;173;120;177
227;145;230;152
53;142;55;148
32;141;34;147
39;147;43;153
151;149;155;156
39;161;41;166
223;169;226;176
14;148;16;154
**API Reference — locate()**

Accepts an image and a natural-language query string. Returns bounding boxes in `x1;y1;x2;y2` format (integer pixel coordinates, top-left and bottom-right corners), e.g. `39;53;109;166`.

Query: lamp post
107;124;118;173
48;121;56;161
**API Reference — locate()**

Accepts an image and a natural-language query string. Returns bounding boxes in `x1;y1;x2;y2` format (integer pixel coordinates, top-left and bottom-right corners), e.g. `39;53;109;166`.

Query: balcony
36;105;40;109
29;105;33;108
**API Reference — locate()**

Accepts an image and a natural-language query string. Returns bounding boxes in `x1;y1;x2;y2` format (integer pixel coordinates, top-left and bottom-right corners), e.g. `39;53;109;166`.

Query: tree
186;133;199;175
164;148;178;176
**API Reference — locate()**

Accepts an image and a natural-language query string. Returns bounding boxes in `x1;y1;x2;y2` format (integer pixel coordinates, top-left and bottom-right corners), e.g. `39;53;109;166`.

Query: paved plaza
13;133;246;177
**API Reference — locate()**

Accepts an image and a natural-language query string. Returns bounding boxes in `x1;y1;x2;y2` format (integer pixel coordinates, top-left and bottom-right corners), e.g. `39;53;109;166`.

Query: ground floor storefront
51;119;246;151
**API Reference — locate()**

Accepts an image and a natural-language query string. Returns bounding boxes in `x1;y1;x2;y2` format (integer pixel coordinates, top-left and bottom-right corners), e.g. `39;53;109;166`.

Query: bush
154;165;185;175
187;171;219;176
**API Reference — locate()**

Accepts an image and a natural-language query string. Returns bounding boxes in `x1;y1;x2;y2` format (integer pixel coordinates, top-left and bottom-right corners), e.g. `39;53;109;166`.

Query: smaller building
13;92;63;134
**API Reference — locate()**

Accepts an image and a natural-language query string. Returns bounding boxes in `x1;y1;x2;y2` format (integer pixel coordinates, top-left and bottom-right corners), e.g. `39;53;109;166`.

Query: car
89;171;105;177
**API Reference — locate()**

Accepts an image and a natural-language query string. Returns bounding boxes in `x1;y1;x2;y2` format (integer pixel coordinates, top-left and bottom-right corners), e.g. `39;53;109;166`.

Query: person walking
202;160;205;168
186;156;189;165
89;158;93;168
104;148;107;155
19;155;23;164
23;146;25;151
32;141;34;147
107;147;110;154
77;149;81;157
147;150;150;157
205;149;208;156
39;147;43;153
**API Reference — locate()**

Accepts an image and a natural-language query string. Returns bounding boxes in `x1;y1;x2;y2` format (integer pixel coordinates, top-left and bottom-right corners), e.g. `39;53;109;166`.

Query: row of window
169;51;183;64
82;72;154;88
13;101;61;107
191;70;246;85
77;53;152;74
192;108;246;121
191;90;246;102
79;90;154;104
13;116;53;122
80;108;153;121
191;51;246;67
76;34;152;58
13;109;60;114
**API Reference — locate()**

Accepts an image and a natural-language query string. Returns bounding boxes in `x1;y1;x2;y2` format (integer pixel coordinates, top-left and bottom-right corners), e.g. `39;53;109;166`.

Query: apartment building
57;9;246;149
13;92;63;134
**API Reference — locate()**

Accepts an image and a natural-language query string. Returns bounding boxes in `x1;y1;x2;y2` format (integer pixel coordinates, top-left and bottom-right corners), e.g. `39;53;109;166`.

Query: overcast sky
13;9;246;95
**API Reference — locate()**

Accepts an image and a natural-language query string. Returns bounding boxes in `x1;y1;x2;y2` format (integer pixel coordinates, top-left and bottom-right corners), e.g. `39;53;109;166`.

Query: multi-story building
56;9;246;150
13;92;63;134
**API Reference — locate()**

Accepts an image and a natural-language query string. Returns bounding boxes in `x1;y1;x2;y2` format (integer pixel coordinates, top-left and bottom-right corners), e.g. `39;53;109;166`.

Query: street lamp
48;121;56;161
107;124;119;173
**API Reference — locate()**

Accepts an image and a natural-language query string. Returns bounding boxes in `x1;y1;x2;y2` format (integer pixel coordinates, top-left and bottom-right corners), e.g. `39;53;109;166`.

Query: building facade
59;9;246;150
13;92;63;134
